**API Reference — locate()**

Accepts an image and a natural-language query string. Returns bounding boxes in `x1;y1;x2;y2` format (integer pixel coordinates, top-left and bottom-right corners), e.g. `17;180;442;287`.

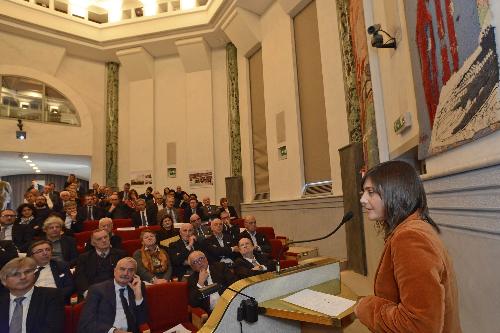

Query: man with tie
0;209;34;253
131;199;157;228
200;197;218;222
189;214;211;241
220;211;240;244
233;238;276;279
78;194;104;223
28;240;74;304
239;215;272;256
118;183;131;202
158;196;180;224
187;251;237;313
74;228;126;299
77;257;148;333
205;219;239;265
167;223;204;281
184;198;204;222
0;257;64;333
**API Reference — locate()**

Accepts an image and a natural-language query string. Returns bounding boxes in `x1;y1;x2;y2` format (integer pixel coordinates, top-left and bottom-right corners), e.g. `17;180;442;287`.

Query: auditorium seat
122;239;142;256
64;301;85;333
145;282;207;333
74;230;93;253
114;228;142;241
231;218;245;228
269;239;289;260
177;208;185;222
82;220;99;231
112;218;133;228
279;259;299;269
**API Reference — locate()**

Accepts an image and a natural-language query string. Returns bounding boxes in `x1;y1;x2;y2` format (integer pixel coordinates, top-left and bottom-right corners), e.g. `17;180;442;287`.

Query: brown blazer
355;214;462;333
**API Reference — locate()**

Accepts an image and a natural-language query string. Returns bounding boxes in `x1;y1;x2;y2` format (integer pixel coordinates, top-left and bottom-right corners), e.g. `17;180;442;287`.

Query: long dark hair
361;160;439;236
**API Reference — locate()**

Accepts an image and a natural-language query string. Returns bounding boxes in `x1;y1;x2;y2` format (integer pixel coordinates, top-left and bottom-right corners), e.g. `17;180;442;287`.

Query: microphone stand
276;211;354;275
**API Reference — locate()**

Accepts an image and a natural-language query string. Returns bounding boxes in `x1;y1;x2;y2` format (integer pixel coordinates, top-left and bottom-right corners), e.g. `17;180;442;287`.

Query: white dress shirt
109;280;144;333
9;286;34;333
196;266;219;310
35;265;56;288
1;224;13;241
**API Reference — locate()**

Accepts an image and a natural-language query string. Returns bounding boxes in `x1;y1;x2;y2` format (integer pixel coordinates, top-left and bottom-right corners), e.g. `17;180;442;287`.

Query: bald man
167;223;205;280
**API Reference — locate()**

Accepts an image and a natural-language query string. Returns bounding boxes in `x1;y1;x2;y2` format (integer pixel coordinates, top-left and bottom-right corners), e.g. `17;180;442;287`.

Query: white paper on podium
163;323;191;333
281;289;356;317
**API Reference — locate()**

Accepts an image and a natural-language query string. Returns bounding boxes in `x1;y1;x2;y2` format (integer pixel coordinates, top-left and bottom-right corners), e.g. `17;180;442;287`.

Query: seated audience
118;183;131;201
0;208;33;253
105;194;133;219
42;185;57;210
200;196;218;222
0;257;64;333
139;186;154;202
220;211;240;244
78;194;104;222
131;198;157;227
168;223;204;281
28;240;74;304
77;257;147;333
133;230;172;284
42;216;78;266
33;195;53;223
0;240;18;269
84;217;122;251
218;197;238;219
187;251;237;313
233;237;276;279
179;192;190;211
205;219;239;265
62;201;83;233
158;195;181;224
75;228;126;298
184;198;204;222
16;203;42;233
239;215;271;256
190;214;211;241
156;215;178;243
124;189;139;211
152;191;166;211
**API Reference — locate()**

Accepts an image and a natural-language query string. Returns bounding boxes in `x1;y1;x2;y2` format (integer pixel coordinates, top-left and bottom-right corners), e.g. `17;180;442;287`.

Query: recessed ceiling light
33;166;38;170
29;163;36;167
22;154;29;159
35;170;41;173
25;160;32;163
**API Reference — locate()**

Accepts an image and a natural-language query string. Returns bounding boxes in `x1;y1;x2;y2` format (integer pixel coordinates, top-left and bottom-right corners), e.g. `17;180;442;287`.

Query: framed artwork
188;170;214;187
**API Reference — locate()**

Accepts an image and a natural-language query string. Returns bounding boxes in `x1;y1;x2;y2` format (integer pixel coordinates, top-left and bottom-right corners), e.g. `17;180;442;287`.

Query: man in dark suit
106;194;133;219
42;216;78;267
187;251;237;313
205;219;238;264
184;198;204;223
200;196;218;222
131;199;157;227
33;195;54;222
0;209;34;253
75;228;126;298
78;257;148;333
220;211;240;244
29;240;74;304
0;257;64;333
0;240;18;269
118;183;131;201
233;237;276;279
139;187;154;203
239;215;272;256
168;223;204;280
78;194;104;222
84;218;122;251
189;214;211;241
158;196;181;224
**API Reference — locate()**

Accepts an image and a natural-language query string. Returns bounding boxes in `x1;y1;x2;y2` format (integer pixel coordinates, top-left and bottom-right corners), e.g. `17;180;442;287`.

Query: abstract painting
405;0;500;157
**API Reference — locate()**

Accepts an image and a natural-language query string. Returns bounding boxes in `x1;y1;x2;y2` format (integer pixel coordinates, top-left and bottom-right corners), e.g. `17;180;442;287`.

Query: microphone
199;283;264;323
276;211;354;274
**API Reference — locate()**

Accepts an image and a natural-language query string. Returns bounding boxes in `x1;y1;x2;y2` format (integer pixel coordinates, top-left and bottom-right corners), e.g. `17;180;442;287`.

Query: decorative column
336;0;379;169
105;62;119;188
226;42;242;177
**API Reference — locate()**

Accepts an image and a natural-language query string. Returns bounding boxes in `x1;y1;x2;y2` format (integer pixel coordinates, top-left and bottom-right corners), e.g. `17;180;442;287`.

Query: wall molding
242;195;344;212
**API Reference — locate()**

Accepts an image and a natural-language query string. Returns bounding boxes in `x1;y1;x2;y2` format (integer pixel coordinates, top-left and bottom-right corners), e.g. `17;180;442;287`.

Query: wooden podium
198;257;357;333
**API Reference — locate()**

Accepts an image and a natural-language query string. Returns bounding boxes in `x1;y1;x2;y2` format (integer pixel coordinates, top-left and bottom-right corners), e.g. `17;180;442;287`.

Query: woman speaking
355;161;462;333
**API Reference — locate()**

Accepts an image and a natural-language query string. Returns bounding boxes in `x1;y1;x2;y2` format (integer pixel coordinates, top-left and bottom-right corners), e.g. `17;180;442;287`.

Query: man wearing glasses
0;209;33;253
28;240;74;304
187;251;237;313
0;257;64;333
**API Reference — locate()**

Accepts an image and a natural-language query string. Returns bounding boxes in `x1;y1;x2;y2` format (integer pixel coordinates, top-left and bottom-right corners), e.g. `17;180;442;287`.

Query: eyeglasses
191;256;206;266
32;248;52;255
7;268;36;278
1;214;16;218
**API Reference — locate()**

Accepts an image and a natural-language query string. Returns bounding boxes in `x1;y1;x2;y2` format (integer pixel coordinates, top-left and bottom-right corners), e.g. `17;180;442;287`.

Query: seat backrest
64;301;85;333
279;259;298;269
257;226;276;240
231;218;245;228
122;239;142;256
74;231;93;248
114;228;142;241
146;282;190;332
113;218;133;228
82;220;99;232
269;238;288;260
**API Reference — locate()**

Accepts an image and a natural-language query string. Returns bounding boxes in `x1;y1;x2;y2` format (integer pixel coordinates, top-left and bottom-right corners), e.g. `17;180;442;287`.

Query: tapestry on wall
405;0;500;157
336;0;379;170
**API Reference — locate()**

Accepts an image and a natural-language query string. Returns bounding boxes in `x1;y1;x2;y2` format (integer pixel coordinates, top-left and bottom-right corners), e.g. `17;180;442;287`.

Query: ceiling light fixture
35;170;41;173
25;160;32;163
180;0;196;11
29;163;36;167
22;154;29;159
